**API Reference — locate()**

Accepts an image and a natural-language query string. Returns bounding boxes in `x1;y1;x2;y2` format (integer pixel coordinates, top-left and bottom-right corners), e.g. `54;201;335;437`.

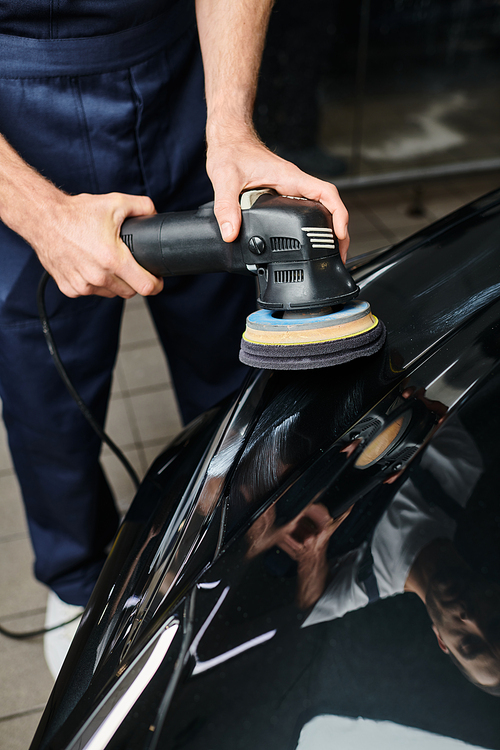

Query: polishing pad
239;300;386;370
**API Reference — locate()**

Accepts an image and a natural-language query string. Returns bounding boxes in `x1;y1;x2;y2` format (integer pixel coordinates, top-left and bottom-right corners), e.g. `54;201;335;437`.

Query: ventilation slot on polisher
271;237;301;251
274;269;304;284
121;234;134;252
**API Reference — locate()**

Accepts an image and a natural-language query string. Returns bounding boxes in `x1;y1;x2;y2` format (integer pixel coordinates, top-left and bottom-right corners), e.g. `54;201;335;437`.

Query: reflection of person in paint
407;540;500;694
304;413;500;694
246;501;353;610
238;387;430;613
241;387;436;612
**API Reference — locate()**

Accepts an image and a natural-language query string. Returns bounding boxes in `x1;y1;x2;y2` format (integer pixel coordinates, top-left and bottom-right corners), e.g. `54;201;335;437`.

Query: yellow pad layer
243;311;379;347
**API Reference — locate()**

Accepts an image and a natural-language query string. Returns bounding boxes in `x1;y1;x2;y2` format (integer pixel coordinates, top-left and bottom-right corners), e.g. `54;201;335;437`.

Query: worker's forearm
194;0;348;255
195;0;273;141
0;133;63;242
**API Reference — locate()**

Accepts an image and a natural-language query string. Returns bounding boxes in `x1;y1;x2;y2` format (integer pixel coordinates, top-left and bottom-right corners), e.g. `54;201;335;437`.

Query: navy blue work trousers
0;12;256;606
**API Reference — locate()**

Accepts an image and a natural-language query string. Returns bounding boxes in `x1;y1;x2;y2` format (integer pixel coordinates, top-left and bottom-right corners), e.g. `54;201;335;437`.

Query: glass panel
256;0;500;182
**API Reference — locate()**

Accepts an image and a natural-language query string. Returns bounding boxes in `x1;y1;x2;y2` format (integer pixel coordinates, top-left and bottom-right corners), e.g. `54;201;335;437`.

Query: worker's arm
196;0;350;261
0;133;163;298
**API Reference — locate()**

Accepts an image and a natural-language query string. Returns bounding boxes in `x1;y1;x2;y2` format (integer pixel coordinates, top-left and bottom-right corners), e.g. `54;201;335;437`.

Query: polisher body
121;190;385;369
121;190;358;311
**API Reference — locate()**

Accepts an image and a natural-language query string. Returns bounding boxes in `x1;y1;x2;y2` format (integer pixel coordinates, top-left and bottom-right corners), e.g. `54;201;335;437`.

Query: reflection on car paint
31;190;500;750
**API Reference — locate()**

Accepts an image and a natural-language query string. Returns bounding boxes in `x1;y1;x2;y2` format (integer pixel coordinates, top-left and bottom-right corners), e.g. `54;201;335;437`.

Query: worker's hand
206;127;350;262
0;134;162;298
28;191;164;299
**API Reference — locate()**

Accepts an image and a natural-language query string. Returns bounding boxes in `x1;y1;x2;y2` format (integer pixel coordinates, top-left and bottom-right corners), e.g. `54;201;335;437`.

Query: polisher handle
120;202;243;277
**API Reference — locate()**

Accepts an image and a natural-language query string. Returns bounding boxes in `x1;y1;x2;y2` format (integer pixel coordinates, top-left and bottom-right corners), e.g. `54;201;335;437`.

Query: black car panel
31;190;500;750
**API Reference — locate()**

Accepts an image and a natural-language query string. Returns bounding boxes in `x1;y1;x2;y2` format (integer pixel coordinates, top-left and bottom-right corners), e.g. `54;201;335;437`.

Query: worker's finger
212;177;244;242
91;238;164;297
88;287;120;299
115;259;164;297
273;174;350;261
59;270;142;299
107;193;164;295
60;258;162;299
58;252;163;299
338;228;350;264
111;192;157;226
207;139;350;253
272;169;349;243
246;157;349;249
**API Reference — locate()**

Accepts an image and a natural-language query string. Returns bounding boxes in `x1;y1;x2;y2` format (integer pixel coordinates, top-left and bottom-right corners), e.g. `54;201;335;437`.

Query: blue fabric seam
128;69;150;198
70;77;99;194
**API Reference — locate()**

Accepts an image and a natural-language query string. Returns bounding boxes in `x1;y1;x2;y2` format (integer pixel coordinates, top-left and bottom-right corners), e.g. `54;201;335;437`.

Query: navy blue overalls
0;1;256;606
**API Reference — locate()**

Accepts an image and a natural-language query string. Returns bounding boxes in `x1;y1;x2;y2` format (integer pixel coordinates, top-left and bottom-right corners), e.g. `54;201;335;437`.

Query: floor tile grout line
0;532;28;544
0;607;46;623
101;434;178;457
0;705;46;723
109;383;150;474
110;381;174;401
119;337;162;353
109;348;180;472
105;356;154;475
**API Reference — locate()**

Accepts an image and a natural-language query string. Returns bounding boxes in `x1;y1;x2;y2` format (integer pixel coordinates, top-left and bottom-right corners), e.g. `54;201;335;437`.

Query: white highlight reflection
193;630;277;675
190;586;276;675
82;621;179;750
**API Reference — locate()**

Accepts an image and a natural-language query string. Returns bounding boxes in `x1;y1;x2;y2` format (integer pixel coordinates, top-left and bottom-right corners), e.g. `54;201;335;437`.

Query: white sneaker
44;591;84;680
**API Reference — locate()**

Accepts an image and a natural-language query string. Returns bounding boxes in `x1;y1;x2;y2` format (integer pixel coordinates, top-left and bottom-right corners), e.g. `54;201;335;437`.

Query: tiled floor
1;171;499;749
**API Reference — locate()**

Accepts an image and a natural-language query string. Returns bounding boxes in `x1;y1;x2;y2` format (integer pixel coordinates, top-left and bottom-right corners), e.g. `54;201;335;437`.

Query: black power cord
0;272;142;642
0;614;82;641
37;271;140;489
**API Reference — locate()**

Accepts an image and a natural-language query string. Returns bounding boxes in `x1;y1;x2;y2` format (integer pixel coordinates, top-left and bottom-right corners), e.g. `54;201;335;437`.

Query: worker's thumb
213;193;242;243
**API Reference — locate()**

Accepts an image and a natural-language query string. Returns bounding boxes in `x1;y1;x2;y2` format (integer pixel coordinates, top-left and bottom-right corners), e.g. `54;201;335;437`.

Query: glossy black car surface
32;188;500;750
